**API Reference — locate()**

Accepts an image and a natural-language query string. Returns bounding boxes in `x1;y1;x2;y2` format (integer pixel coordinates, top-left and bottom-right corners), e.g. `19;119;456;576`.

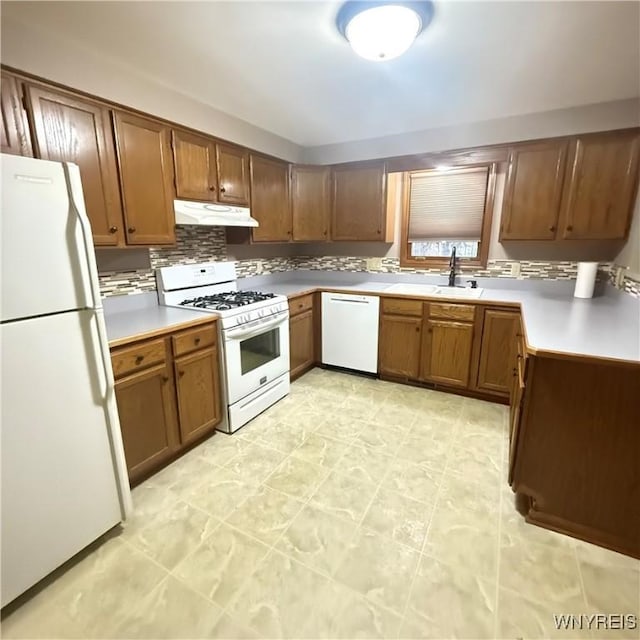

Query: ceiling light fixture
336;1;434;62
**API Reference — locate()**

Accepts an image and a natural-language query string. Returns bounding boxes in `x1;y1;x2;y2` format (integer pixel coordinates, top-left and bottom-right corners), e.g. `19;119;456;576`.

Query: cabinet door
291;165;330;241
172;130;216;201
500;140;568;240
476;309;520;395
25;84;124;246
379;314;422;379
1;72;32;157
289;309;315;379
508;362;525;484
560;131;640;240
332;162;387;241
250;154;291;242
216;143;250;205
113;111;175;245
114;363;179;483
174;347;221;445
420;319;474;388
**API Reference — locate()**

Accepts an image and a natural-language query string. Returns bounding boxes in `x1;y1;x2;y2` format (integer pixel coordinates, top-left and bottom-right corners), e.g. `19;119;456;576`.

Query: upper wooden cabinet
500;130;640;243
112;111;176;245
250;154;291;242
1;72;32;157
559;130;640;240
24;84;125;246
172;130;217;202
332;162;388;241
500;140;568;241
216;143;250;206
291;165;331;242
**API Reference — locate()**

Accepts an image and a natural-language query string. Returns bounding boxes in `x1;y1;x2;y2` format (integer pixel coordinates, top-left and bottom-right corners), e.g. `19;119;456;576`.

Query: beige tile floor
2;368;639;639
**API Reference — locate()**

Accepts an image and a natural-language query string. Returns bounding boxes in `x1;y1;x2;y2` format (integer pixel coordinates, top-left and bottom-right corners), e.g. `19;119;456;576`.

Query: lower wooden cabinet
420;318;474;388
111;320;221;484
511;354;640;558
379;314;422;378
174;347;221;445
289;293;316;380
114;362;179;484
377;297;525;398
475;308;520;396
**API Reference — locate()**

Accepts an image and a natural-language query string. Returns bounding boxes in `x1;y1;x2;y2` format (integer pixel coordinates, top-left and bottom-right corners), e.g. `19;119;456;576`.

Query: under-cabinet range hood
174;199;259;227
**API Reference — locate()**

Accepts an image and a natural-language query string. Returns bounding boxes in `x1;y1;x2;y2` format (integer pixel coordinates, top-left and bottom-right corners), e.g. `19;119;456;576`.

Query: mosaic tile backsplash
98;226;638;298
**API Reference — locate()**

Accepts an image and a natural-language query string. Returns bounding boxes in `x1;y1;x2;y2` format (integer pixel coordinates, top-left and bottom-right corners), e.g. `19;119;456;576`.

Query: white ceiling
3;1;639;147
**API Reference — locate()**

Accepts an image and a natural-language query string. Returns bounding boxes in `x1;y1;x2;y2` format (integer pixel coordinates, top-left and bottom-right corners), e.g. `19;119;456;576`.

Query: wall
97;227;607;297
96;227;295;296
0;16;302;162
616;194;640;274
294;166;624;267
97;164;637;297
303;99;640;165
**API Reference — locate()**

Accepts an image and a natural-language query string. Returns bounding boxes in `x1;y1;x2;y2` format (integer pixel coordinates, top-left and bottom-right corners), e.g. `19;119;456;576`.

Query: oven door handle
224;311;288;341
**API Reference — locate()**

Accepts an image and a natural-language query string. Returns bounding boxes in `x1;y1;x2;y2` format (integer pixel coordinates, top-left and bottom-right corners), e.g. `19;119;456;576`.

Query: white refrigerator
0;154;132;607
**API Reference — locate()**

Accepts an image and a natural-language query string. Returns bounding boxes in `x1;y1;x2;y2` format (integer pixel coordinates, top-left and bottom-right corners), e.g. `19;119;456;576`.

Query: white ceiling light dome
337;1;434;62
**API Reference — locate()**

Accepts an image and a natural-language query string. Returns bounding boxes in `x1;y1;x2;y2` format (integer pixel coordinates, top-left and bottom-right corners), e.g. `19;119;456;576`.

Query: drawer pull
178;370;185;378
135;355;144;364
162;375;169;383
194;337;201;345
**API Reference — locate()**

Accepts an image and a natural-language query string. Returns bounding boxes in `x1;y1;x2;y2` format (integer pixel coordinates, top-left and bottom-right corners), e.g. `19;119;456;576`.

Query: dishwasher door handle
328;297;371;304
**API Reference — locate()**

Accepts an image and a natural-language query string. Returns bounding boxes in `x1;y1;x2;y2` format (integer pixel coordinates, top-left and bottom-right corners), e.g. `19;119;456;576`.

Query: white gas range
157;262;290;433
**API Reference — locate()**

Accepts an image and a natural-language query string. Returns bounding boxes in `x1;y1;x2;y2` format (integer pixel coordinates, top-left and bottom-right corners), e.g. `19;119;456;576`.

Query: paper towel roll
574;262;598;298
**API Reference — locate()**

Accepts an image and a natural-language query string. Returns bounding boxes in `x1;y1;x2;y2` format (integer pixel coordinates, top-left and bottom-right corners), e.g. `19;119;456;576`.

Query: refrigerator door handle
62;163;103;312
63;163;132;518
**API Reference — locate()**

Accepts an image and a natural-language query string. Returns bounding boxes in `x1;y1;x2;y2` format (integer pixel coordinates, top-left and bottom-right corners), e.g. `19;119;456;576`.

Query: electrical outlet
255;260;263;275
510;262;521;278
366;258;382;271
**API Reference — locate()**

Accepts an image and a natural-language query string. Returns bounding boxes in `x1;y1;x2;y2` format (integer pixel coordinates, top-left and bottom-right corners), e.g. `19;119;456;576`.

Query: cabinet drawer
289;293;314;316
172;324;217;357
429;303;476;321
112;339;166;379
381;297;422;317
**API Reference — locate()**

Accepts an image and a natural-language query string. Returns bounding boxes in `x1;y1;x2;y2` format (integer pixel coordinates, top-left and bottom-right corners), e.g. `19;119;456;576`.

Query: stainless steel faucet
448;247;456;287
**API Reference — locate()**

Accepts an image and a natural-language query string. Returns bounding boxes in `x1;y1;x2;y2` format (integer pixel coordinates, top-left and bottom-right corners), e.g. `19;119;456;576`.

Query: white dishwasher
321;292;380;373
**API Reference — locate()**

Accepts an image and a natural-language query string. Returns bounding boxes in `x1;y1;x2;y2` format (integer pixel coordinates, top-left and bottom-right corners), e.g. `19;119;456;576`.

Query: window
400;165;496;267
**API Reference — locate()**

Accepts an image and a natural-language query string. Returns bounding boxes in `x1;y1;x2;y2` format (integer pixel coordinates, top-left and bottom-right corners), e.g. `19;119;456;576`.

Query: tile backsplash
98;227;637;298
98;226;292;296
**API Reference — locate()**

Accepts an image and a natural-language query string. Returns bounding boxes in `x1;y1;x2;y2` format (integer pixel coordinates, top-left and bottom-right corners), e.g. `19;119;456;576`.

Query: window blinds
408;168;489;242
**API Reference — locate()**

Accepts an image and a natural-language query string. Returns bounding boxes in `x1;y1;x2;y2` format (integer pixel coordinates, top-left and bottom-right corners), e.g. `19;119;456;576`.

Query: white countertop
104;294;217;345
102;275;640;363
242;277;640;364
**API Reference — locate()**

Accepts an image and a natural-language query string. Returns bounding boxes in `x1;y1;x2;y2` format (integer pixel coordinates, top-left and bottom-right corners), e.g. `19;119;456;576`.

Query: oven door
223;310;290;404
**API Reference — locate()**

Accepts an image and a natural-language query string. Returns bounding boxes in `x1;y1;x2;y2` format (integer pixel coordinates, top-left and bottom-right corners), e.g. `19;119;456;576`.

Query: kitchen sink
385;283;440;296
433;286;484;299
385;282;484;299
